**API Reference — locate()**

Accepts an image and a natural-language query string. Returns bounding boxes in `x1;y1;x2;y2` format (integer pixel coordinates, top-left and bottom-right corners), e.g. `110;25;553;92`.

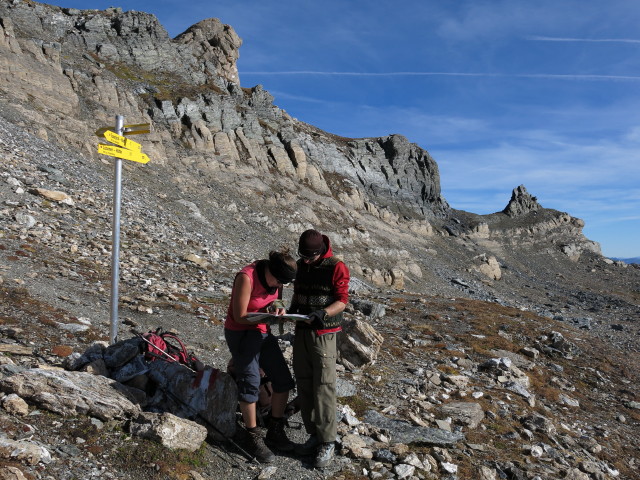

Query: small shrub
52;345;74;357
339;394;370;418
437;365;459;375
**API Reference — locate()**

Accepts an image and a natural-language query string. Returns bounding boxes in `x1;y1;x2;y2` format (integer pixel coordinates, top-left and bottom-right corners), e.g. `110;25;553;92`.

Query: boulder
364;410;464;446
0;466;29;480
146;362;238;441
0;369;140;421
437;402;485;429
0;437;51;466
1;393;29;416
472;254;502;280
130;412;208;451
337;318;384;370
349;298;386;319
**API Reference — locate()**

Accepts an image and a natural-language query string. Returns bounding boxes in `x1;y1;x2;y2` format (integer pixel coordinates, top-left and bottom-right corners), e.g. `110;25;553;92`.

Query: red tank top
224;262;276;333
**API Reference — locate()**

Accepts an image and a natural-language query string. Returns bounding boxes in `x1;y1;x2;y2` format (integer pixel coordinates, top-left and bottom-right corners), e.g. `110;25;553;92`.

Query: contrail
242;71;640;81
529;36;640;44
242;71;499;77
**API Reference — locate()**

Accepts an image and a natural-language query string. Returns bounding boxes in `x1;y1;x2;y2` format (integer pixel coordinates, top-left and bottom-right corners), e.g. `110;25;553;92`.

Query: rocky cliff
0;0;447;222
1;1;639;480
0;0;605;288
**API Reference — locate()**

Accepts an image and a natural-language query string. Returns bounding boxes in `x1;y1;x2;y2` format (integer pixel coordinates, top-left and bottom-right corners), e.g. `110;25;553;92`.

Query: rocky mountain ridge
0;1;639;479
0;0;610;291
613;257;640;265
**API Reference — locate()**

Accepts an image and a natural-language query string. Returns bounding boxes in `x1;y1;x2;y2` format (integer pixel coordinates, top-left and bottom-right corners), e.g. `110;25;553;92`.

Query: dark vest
291;256;343;329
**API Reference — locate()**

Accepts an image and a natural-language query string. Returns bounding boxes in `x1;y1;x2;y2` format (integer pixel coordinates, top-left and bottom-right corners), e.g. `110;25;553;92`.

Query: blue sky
51;0;640;258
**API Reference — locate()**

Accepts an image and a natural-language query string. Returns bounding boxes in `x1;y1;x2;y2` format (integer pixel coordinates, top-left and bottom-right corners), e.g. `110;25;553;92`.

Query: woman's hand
268;299;286;316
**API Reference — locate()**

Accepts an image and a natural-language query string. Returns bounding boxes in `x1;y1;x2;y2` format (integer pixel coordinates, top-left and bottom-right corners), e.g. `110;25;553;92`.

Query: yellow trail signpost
98;143;149;164
103;130;142;152
95;117;151;344
95;123;151;137
97;128;149;163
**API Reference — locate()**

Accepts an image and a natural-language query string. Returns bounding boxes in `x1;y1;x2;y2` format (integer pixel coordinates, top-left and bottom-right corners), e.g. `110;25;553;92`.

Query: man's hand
305;309;327;328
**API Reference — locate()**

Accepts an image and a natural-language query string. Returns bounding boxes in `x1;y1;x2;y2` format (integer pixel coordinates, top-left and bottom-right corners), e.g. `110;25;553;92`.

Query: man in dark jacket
289;229;349;468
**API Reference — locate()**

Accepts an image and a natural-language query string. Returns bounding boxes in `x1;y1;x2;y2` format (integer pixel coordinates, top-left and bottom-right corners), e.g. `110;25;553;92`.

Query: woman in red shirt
224;249;296;463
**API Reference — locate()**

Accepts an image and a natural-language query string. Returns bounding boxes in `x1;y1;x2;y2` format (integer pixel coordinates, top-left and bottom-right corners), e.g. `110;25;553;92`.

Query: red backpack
140;328;204;372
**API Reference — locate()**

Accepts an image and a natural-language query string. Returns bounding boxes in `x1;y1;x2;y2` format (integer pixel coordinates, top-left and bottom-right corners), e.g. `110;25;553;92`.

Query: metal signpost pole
109;115;125;344
96;117;150;343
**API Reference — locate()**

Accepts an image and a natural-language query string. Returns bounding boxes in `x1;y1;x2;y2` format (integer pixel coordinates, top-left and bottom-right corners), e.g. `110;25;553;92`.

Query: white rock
529;445;544;457
14;213;36;229
2;393;29;416
441;461;458;473
56;322;90;333
257;466;278;479
402;452;425;469
393;464;415;479
558;393;580;407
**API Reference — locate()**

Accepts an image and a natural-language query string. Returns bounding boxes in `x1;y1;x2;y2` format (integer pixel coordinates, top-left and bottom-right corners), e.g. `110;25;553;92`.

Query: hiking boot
246;428;275;463
294;434;320;456
314;442;335;468
265;417;295;452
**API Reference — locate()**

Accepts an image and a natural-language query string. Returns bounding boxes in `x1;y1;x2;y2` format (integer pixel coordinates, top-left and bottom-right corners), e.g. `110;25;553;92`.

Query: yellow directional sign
95;123;151;137
104;130;141;152
123;123;151;135
98;143;150;164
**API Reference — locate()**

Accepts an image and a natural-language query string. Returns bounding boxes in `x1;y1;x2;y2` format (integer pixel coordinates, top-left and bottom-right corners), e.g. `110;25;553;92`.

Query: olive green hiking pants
292;329;337;443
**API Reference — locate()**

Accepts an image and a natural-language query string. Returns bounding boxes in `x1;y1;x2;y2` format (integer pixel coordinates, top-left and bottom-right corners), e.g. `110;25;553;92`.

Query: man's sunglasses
298;250;321;260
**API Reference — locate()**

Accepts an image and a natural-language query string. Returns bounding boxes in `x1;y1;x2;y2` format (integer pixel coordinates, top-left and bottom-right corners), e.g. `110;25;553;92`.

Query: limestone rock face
174;18;242;85
503;185;541;217
320;134;449;217
0;3;241;87
0;1;449;221
0;17;79;115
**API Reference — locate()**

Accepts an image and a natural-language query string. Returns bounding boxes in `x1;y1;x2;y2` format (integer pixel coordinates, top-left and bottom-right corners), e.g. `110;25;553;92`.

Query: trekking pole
157;384;262;466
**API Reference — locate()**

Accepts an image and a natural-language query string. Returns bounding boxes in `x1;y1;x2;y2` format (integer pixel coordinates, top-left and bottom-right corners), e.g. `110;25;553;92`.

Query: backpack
140;328;204;372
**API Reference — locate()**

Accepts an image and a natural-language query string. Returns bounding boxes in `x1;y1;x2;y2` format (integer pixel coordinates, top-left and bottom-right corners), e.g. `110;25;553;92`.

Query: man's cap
298;229;325;257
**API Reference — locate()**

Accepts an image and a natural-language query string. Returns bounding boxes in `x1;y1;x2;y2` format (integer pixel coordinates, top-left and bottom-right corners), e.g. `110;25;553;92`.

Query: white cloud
624;126;640;143
434;1;600;41
268;90;327;105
